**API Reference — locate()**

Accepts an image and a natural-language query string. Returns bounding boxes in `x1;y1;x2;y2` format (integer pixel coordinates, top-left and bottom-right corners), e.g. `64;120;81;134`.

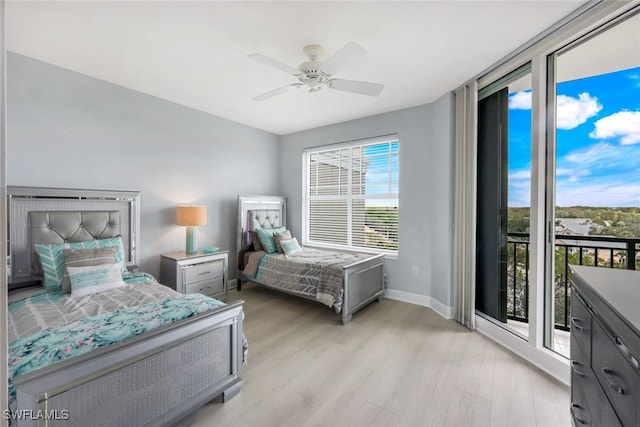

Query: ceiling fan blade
247;53;301;76
321;42;366;75
328;79;384;97
252;84;297;101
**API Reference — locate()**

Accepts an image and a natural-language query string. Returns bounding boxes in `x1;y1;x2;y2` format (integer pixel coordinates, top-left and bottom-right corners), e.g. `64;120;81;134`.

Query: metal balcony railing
507;232;640;331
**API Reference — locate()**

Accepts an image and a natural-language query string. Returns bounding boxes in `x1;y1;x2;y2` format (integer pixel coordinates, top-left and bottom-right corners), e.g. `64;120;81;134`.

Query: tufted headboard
247;209;281;232
236;195;287;271
29;211;121;245
7;186;140;289
237;195;287;250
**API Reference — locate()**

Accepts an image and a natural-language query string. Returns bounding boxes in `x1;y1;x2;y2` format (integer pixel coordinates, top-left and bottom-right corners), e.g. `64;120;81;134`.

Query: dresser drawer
571;290;592;362
571;336;594;426
592;319;640;427
571;333;622;427
183;260;224;285
185;277;224;297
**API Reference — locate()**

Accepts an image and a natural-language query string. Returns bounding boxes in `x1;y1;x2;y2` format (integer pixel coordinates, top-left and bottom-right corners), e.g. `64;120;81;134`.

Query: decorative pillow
255;226;286;254
250;231;264;251
61;247;118;294
281;238;303;257
68;263;126;298
34;236;128;290
273;230;292;253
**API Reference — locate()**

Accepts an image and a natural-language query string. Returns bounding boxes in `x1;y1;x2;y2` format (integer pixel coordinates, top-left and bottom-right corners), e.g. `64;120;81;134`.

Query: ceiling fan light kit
249;41;384;101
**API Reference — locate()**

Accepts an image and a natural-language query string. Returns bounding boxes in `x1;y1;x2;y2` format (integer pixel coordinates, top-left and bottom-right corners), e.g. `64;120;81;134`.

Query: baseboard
227;279;238;290
384;289;454;320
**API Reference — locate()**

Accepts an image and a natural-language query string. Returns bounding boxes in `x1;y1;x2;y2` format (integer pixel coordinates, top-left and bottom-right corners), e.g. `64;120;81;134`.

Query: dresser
160;251;228;301
569;265;640;427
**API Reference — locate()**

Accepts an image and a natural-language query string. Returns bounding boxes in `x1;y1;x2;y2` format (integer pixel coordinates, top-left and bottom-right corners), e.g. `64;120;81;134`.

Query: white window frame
454;1;639;385
302;134;399;255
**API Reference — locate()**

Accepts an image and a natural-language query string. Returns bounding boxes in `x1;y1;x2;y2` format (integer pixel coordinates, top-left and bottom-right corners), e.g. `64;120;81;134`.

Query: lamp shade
176;205;207;226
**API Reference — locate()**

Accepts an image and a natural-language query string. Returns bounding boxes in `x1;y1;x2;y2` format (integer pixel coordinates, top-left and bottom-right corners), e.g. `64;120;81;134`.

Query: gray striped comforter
251;248;374;312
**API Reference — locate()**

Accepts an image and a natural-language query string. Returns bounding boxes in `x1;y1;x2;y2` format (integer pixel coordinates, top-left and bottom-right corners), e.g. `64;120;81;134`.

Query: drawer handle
570;317;585;332
570;403;586;425
570;361;587;377
601;367;625;395
198;271;211;276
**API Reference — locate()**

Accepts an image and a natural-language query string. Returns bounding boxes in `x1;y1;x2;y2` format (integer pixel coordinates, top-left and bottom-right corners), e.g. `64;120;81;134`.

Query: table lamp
176;205;207;254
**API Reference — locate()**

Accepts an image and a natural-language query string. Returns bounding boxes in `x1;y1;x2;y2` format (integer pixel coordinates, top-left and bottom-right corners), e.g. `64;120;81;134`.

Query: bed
7;186;245;427
236;195;385;325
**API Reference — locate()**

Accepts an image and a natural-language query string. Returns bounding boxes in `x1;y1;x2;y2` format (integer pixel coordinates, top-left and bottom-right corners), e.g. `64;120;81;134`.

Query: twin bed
5;189;385;426
7;187;244;427
236;195;386;325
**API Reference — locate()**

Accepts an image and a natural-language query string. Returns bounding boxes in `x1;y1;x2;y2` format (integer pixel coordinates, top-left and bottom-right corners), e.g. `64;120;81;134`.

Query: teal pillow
35;236;128;290
255;227;286;254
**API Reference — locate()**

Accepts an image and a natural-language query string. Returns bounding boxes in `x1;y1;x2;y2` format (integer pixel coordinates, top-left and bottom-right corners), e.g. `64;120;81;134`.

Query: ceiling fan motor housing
298;60;329;90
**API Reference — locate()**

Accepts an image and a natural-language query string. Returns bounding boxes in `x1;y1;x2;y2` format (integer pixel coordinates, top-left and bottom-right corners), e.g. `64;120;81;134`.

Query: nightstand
160;250;228;301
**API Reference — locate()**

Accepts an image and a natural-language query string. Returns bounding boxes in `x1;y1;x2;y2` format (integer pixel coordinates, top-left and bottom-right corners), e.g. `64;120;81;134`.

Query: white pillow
68;263;126;297
280;237;303;257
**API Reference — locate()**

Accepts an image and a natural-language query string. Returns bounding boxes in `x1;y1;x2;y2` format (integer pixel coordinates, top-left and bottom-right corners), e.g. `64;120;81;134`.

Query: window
303;135;399;254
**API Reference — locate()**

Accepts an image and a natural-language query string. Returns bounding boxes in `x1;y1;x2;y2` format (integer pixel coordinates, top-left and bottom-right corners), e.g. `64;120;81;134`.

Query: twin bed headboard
236;195;287;252
7;186;140;288
247;209;282;232
29;211;122;245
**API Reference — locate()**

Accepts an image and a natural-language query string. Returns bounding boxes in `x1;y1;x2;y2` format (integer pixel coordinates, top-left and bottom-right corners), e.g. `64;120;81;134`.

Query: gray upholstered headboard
7;186;140;288
29;211;122;245
247;210;282;232
236;195;287;253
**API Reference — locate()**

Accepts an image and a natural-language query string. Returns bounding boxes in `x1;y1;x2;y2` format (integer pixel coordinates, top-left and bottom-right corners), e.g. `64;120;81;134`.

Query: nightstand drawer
185;277;224;296
160;251;228;300
183;260;224;285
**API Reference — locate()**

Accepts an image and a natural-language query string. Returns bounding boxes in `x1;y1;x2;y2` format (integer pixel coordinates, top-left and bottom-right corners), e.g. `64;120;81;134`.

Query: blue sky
364;141;399;207
508;66;640;207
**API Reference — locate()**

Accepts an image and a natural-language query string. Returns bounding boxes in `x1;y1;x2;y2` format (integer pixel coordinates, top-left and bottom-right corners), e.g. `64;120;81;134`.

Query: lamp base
186;226;198;254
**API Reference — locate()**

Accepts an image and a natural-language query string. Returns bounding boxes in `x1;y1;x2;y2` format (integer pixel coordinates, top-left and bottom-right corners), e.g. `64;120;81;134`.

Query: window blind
303;135;399;254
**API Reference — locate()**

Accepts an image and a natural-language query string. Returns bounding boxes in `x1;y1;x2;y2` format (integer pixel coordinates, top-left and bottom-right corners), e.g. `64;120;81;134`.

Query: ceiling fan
248;42;384;101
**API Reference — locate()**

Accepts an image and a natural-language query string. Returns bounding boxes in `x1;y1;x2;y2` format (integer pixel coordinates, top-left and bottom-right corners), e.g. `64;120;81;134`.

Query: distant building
555;218;599;236
555;218;625;263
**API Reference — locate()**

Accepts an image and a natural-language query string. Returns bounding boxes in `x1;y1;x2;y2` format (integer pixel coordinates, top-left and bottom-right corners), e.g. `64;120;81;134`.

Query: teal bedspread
8;274;225;403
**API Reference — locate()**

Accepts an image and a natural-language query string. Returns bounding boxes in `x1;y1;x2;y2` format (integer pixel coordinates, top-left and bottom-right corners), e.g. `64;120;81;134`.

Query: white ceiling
6;1;586;135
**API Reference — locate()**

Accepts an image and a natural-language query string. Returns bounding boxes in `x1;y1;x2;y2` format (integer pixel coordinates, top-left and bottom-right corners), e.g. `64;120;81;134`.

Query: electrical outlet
412;266;419;276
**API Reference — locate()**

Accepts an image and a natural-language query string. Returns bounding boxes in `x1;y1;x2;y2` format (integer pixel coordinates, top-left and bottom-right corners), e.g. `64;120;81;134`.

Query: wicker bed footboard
12;301;244;427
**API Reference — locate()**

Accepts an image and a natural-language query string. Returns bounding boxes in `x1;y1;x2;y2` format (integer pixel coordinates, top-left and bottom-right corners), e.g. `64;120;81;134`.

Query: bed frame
236;195;385;325
7;186;244;427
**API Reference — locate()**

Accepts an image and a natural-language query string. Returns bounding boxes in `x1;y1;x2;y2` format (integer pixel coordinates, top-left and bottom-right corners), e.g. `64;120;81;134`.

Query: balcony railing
507;232;640;331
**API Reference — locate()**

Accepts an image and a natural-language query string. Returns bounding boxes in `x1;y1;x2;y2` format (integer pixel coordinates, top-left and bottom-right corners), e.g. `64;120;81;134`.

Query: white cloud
556;142;640;206
590;111;640;145
509;91;532;110
556;181;640;207
508;169;530;180
556;93;602;130
564;142;617;164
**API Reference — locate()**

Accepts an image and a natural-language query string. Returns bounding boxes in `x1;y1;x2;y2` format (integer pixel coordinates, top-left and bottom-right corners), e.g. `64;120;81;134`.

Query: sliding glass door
476;65;532;337
546;10;640;356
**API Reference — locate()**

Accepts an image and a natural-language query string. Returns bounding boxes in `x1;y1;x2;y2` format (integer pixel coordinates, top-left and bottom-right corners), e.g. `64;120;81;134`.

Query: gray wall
279;93;455;310
7;52;455;310
7;52;280;279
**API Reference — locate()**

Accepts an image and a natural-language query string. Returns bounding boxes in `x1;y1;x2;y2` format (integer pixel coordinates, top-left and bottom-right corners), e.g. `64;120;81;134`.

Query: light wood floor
192;285;570;427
